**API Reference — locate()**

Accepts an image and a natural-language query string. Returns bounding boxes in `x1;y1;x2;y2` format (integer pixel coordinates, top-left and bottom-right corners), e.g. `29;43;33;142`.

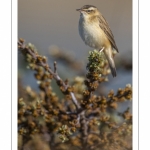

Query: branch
18;39;81;111
80;110;88;149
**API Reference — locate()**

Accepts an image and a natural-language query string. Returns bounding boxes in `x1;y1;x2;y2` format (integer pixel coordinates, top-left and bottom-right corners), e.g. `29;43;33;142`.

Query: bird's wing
98;14;119;52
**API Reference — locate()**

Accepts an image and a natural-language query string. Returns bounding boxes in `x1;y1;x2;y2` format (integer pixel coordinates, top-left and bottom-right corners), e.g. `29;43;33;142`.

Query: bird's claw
99;47;104;52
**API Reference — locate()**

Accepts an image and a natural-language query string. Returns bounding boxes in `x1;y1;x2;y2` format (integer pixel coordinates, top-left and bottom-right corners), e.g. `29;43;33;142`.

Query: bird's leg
99;47;104;52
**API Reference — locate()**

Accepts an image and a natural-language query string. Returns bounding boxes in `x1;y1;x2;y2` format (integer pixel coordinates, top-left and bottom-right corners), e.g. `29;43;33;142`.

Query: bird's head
76;5;99;19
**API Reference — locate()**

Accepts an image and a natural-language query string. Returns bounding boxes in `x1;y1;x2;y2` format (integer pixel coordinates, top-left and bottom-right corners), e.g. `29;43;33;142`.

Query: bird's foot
99;47;104;52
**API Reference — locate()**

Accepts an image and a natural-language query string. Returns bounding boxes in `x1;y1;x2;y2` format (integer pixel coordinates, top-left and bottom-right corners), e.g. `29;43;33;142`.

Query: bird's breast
78;19;107;49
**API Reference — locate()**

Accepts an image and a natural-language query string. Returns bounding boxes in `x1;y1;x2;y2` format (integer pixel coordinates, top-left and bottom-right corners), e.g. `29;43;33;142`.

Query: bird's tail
108;58;117;77
104;50;117;77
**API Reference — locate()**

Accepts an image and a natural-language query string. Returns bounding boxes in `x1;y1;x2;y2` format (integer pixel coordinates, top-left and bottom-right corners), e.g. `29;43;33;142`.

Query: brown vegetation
18;38;132;150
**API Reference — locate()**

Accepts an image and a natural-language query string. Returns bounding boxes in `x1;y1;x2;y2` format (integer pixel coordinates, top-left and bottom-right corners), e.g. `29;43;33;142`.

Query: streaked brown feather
98;14;119;52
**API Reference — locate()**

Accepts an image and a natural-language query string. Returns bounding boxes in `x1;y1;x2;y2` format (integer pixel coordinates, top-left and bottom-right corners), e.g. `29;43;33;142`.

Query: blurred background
18;0;132;99
18;1;132;149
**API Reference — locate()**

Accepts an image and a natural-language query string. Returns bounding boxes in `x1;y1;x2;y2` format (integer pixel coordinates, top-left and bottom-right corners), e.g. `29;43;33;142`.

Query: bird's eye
87;10;92;13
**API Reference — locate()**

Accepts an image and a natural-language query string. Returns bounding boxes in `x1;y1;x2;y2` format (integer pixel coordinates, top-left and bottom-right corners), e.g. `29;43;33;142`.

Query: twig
54;61;57;74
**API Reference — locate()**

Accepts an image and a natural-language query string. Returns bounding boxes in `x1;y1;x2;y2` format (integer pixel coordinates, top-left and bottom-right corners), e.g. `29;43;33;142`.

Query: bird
76;5;119;77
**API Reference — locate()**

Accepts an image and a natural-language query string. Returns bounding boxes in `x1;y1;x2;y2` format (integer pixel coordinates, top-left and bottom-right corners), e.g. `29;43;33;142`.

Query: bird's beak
76;8;81;12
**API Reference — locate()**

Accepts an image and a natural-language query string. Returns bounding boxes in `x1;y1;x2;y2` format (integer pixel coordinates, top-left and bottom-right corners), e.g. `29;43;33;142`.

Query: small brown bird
76;5;119;77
